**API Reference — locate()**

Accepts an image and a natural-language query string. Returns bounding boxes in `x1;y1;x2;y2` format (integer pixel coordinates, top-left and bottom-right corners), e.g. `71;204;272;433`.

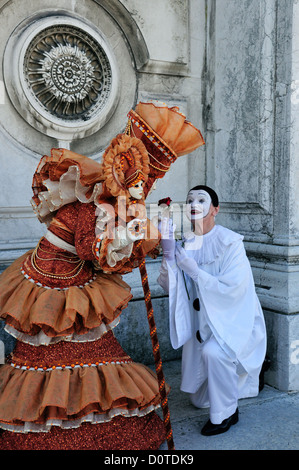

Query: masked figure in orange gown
0;102;204;450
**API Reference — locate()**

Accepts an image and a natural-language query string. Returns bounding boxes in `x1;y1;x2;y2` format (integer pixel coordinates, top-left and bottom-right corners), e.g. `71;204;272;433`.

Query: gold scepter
135;197;175;450
138;256;175;450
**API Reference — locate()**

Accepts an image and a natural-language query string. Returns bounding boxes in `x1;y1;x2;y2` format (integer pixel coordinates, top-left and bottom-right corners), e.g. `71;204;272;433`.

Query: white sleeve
194;240;258;357
158;257;193;349
157;257;177;293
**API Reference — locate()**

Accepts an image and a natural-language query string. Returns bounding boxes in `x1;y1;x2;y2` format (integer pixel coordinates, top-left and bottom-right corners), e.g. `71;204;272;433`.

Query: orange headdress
126;101;205;196
124;166;145;188
101;133;149;199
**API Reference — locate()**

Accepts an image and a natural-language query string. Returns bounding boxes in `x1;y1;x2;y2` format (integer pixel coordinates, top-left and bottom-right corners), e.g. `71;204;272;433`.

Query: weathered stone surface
204;0;299;391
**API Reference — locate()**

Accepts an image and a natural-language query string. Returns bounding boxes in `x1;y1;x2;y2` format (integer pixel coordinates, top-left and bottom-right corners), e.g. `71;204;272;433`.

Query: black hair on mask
187;185;219;207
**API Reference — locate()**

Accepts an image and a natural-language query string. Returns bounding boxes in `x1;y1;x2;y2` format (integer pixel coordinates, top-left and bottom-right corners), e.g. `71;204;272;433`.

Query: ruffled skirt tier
0;413;165;450
0;332;166;432
0;255;167;449
0;253;132;340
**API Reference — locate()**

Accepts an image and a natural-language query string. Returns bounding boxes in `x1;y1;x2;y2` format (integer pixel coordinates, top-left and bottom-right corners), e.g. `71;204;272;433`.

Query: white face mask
128;180;144;200
186;190;212;220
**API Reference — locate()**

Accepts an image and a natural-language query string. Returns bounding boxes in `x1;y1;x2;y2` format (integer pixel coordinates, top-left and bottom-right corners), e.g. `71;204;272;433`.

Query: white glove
175;245;200;281
159;217;176;261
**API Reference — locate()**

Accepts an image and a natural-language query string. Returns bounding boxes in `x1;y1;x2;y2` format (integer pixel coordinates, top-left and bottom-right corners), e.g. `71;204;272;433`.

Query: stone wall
204;0;299;391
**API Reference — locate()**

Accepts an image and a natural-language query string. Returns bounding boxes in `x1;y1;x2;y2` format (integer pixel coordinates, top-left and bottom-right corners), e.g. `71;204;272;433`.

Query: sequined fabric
0;413;165;450
11;331;130;368
22;202;96;288
0;200;167;450
0;254;133;339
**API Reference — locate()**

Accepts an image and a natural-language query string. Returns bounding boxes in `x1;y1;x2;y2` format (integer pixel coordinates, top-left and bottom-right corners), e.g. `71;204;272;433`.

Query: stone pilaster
205;0;299;391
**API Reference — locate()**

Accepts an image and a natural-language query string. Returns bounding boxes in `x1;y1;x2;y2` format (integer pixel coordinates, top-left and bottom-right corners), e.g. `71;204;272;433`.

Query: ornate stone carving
23;25;112;120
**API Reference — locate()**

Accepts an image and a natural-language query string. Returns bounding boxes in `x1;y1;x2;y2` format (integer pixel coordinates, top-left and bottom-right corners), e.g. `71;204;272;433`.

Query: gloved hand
175;245;200;281
159;217;176;261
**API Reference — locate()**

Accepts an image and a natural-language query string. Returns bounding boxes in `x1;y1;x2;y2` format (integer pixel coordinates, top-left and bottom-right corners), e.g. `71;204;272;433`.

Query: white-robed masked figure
157;186;267;436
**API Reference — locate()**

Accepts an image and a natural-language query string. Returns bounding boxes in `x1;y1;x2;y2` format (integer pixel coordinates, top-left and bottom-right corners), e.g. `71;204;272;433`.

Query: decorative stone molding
93;0;149;70
204;0;276;238
23;25;112;121
4;13;120;141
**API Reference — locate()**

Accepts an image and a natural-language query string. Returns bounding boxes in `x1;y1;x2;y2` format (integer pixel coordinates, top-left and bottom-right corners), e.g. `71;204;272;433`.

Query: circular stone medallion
23;25;112;121
4;13;120;140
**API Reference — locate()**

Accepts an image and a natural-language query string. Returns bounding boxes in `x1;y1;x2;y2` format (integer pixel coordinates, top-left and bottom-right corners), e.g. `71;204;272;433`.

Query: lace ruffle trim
0;404;160;434
4;319;120;346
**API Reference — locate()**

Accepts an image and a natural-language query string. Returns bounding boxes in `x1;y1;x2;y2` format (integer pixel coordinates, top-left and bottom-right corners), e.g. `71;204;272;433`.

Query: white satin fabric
158;225;267;423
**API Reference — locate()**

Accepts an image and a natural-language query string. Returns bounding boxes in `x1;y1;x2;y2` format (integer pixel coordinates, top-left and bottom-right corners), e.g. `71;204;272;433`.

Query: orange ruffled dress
0;198;165;450
0;101;205;450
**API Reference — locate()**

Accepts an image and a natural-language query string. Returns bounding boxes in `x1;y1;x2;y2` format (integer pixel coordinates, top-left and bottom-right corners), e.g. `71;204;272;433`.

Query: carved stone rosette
23;25;112;121
4;14;120;141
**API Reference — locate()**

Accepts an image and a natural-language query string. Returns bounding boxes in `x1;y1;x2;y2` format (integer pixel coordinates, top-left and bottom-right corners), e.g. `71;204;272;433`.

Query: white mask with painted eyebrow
128;180;144;200
186;190;212;220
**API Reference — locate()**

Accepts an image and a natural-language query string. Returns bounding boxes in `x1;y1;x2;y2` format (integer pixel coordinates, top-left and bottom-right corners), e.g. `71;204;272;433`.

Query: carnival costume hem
0;363;165;432
0;101;205;450
4;320;120;346
0;331;169;433
0;414;166;450
0;405;161;434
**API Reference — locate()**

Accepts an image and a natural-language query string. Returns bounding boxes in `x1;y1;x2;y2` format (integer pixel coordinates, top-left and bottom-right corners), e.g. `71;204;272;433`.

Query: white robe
158;225;267;408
